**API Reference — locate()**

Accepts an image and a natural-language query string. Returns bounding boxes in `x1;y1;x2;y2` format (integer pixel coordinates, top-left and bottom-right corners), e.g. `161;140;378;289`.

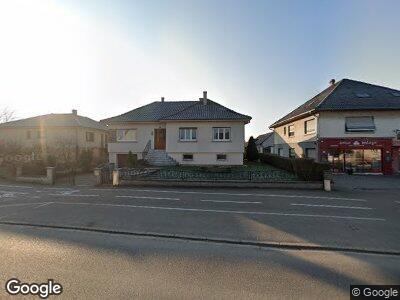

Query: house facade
0;110;108;163
270;79;400;175
255;132;274;154
102;92;251;167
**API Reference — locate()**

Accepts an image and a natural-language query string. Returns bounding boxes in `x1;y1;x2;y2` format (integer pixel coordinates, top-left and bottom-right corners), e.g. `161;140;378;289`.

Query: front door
154;129;166;150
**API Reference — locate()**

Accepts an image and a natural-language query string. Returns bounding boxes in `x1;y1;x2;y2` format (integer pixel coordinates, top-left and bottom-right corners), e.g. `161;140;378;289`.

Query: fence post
113;169;120;186
46;167;55;185
94;167;102;186
323;170;332;192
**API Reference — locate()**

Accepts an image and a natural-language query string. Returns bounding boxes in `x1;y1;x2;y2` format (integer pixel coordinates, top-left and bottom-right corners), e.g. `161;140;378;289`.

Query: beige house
0;110;108;163
102;92;251;167
270;79;400;174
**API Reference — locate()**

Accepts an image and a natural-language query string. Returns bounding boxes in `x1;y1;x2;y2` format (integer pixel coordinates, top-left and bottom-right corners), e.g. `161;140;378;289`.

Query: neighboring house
0;109;108;162
270;79;400;175
102;92;251;167
255;132;274;153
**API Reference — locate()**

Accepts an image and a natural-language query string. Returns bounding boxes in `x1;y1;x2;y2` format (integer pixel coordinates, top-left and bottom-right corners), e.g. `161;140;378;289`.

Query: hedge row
259;153;330;181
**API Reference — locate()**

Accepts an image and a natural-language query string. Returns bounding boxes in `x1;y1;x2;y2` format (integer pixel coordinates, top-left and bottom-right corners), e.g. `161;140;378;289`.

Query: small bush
260;153;330;181
127;151;137;168
22;160;46;176
79;149;93;172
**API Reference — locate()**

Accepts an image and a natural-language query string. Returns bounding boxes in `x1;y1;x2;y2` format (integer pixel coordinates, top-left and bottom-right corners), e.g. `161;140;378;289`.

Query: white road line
91;188;366;202
116;195;180;201
34;202;53;209
395;201;400;204
54;202;386;221
48;194;99;197
291;203;373;210
0;184;32;188
201;200;261;204
0;202;46;208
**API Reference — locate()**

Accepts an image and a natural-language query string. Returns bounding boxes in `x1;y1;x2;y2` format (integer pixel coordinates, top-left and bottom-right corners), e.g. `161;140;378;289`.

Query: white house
269;79;400;175
255;132;274;154
102;92;251;167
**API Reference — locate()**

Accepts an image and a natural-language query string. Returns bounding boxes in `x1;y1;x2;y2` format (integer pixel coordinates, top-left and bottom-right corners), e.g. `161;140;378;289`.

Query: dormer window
391;92;400;97
355;92;371;98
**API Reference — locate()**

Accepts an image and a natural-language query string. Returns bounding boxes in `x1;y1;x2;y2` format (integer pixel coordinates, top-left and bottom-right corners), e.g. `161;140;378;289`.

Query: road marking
54;202;386;221
34;202;53;209
0;202;46;208
91;188;367;202
395;201;400;204
201;199;261;204
116;195;180;201
0;184;32;188
291;203;373;210
48;194;99;197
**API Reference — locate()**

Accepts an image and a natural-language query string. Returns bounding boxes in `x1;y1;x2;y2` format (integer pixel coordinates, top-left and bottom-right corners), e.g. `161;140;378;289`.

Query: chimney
202;91;207;105
161;97;165;102
329;79;336;86
72;109;77;115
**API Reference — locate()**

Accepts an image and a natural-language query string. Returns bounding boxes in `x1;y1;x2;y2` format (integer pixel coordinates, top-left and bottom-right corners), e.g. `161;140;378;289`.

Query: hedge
259;153;330;181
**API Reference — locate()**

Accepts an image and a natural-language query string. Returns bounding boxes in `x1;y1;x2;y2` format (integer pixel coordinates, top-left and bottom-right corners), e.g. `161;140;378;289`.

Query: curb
0;221;398;256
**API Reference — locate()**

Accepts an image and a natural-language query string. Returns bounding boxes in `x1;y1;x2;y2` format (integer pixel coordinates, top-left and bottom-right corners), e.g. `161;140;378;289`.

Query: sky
0;0;399;139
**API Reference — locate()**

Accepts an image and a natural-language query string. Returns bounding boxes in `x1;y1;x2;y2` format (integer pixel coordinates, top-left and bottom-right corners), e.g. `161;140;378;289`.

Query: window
288;125;295;137
305;148;316;160
26;130;31;139
345;116;375;132
263;147;271;154
304;119;316;134
289;148;295;158
179;128;197;141
283;127;286;135
117;129;137;141
183;154;193;161
216;154;227;161
213;127;231;141
355;92;371;98
86;132;95;142
277;148;283;156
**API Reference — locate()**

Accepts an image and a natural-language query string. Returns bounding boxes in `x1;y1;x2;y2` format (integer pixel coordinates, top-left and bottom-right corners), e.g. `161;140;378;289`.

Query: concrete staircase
145;149;178;166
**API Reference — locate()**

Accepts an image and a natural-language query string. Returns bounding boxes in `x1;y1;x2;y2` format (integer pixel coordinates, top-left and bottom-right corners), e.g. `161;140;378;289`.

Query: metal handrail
142;140;151;159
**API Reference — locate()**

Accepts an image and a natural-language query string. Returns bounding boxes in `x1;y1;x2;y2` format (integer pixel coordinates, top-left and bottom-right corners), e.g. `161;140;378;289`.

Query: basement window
182;154;193;161
216;154;227;161
345;116;375;132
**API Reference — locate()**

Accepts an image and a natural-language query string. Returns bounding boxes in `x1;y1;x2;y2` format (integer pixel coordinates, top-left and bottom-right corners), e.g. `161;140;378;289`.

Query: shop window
345;116;375;132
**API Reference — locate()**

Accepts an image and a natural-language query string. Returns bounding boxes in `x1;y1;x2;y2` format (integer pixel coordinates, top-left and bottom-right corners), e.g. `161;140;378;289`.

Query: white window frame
116;129;137;142
304;119;316;134
288;125;295;137
179;128;197;141
213;127;231;141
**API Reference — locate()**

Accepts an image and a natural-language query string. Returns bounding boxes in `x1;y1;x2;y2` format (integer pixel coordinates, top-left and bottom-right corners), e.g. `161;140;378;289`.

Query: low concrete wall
118;179;323;190
16;167;55;185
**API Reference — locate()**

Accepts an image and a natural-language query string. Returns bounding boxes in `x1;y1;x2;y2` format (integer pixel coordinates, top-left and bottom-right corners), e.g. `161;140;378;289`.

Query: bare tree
0;107;15;123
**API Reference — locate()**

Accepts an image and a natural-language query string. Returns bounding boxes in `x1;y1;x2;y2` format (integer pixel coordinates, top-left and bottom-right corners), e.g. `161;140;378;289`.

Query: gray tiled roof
102;100;251;123
0;113;108;130
255;132;273;146
270;79;400;127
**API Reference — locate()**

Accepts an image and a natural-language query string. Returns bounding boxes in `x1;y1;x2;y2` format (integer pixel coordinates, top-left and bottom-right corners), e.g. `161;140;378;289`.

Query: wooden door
154;129;166;150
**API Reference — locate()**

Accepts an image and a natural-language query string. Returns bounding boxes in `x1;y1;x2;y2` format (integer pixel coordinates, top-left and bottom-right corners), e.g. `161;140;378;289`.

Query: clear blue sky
0;0;399;138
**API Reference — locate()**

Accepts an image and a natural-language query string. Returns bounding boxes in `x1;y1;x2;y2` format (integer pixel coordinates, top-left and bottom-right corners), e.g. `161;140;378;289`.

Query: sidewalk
333;174;400;190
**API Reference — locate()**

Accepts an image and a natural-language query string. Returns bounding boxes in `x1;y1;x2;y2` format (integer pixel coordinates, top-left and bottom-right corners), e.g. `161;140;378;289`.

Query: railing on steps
142;140;151;160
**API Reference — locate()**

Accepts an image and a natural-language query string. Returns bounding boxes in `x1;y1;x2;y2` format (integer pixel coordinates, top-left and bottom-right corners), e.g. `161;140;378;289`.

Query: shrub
260;153;330;181
22;160;46;176
246;136;259;162
46;155;56;167
127;151;137;168
79;149;93;172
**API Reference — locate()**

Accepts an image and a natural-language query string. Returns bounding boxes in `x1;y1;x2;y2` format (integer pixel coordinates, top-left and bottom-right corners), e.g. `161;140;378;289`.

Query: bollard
113;169;120;186
323;170;333;192
94;168;102;186
46;167;55;185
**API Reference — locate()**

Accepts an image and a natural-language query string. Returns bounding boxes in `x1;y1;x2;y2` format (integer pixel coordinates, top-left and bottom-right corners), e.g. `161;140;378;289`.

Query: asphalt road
0;183;399;298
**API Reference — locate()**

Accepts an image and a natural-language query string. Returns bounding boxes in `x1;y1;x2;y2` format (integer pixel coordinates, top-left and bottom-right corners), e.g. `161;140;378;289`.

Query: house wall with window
166;121;245;165
318;111;400;138
272;116;318;158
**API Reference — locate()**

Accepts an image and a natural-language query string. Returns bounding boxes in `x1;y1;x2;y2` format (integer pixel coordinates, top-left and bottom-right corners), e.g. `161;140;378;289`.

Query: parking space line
54;202;386;221
48;194;99;197
116;196;180;201
90;188;367;202
201;200;261;204
291;203;373;210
